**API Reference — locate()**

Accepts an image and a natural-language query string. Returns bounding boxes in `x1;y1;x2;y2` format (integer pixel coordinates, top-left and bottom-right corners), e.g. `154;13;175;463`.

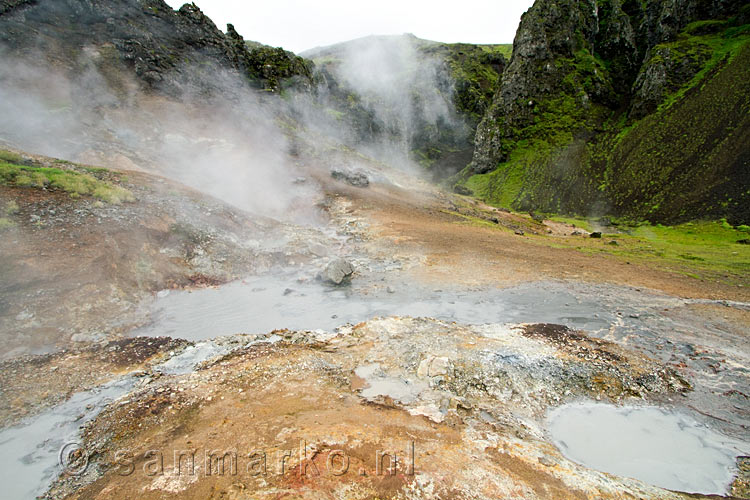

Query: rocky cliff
0;0;314;93
464;0;750;224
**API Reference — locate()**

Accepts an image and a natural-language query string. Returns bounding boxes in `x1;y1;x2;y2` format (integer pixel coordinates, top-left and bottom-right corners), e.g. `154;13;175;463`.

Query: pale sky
163;0;534;54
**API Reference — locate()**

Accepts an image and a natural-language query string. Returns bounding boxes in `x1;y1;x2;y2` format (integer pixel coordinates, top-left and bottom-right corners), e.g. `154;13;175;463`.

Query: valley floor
1;149;749;499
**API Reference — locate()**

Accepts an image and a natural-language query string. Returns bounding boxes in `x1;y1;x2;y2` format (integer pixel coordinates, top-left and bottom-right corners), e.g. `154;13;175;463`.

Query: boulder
331;168;370;188
320;258;354;285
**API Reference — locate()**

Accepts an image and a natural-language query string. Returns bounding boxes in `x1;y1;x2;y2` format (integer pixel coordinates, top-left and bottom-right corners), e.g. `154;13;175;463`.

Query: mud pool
6;272;744;498
132;275;631;340
133;272;750;438
547;402;747;495
0;376;138;499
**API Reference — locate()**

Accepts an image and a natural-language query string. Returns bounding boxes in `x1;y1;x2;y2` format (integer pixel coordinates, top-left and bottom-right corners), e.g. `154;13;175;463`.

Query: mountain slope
305;35;509;178
461;0;750;224
0;0;313;93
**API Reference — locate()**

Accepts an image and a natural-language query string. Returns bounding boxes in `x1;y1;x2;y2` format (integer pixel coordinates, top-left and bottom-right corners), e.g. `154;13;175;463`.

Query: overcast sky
163;0;534;54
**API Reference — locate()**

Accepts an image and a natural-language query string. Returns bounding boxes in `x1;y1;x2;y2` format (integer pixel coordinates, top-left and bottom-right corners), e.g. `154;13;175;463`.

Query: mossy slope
462;0;750;225
0;151;134;204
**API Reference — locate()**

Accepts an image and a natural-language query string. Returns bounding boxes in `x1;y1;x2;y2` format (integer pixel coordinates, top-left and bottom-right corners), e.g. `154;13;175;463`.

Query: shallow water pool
547;402;746;494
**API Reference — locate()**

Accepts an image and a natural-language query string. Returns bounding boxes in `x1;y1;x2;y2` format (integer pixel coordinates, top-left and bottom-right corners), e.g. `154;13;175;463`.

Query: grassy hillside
460;17;750;225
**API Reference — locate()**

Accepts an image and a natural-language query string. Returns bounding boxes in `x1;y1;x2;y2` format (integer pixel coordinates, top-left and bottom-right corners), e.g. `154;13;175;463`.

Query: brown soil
341;178;750;302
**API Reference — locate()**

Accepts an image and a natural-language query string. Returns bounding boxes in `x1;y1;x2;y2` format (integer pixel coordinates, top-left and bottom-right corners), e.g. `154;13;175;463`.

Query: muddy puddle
132;274;625;340
547;402;748;495
132;271;750;441
0;376;138;499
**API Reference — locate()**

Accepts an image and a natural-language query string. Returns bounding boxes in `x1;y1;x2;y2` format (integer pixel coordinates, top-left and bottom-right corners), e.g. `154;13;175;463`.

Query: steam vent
0;0;748;498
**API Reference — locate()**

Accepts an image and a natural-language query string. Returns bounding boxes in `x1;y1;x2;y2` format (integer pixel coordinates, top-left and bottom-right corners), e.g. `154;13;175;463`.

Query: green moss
602;34;750;224
0;161;135;204
529;220;749;283
4;200;19;215
244;46;314;91
465;140;553;209
0;150;25;164
324;108;345;121
654;26;749;112
0;217;15;230
548;216;595;232
479;44;513;60
462;14;750;225
419;42;505;121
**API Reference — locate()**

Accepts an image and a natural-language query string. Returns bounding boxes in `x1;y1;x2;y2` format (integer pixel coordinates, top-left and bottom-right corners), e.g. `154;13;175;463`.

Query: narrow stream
0;376;138;499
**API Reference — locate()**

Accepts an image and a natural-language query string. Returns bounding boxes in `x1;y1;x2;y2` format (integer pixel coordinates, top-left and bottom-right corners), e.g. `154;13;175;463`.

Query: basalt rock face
0;0;313;94
466;0;750;224
470;0;614;174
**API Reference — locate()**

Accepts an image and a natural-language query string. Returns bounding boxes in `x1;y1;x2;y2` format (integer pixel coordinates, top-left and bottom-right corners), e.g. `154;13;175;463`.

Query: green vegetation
465;141;551;209
652;23;750;112
0;155;134;204
548;215;595;232
0;217;15;230
4;200;19;215
245;46;314;91
459;18;750;225
603;32;750;224
0;150;25;164
531;217;750;282
479;44;513;60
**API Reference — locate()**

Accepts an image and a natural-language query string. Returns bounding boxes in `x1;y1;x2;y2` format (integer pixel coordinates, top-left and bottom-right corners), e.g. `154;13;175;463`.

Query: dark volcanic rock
331;167;370;188
0;0;314;95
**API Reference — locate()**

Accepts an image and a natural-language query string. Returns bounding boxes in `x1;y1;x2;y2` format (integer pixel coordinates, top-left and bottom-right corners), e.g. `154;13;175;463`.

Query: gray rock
417;356;451;378
331;168;370;188
320;258;354;285
538;455;556;467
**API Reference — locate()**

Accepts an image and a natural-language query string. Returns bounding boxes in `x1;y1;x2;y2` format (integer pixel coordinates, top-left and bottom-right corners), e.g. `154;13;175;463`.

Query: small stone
417;358;432;378
429;357;451;377
590;232;602;239
538;456;555;467
319;258;354;285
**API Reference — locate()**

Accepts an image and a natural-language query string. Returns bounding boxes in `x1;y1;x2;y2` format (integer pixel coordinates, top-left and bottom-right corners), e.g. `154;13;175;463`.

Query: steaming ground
1;33;750;500
1;141;749;498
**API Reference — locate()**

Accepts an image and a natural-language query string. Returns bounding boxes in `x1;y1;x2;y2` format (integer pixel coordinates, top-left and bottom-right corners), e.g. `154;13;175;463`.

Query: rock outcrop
465;0;750;224
319;258;354;285
0;0;314;94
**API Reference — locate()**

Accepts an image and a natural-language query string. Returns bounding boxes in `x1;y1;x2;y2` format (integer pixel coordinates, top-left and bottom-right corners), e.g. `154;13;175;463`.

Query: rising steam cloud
0;31;468;222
